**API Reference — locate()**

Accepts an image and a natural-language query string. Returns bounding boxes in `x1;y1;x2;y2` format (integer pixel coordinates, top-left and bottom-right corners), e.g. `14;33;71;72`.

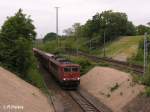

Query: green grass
145;87;150;97
27;66;47;93
25;55;49;94
88;36;142;58
101;36;143;58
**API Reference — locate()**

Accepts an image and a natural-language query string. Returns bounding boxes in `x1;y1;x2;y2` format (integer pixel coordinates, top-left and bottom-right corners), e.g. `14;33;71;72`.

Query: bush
142;68;150;86
66;56;93;75
110;83;119;92
145;87;150;97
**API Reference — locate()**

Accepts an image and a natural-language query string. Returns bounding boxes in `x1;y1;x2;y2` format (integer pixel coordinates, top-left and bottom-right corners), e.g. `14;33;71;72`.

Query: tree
83;20;96;38
126;21;136;36
0;9;36;78
1;9;36;41
147;22;150;26
63;28;74;36
81;10;136;42
63;10;136;48
63;23;82;38
43;32;57;42
136;25;150;35
98;10;130;40
72;23;82;36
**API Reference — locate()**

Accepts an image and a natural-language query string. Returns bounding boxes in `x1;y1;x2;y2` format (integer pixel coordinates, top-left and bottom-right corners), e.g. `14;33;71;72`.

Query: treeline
64;10;136;40
64;10;150;42
44;10;150;47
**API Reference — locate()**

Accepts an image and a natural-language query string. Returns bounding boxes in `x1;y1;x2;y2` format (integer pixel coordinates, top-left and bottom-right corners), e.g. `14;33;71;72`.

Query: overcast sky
0;0;150;38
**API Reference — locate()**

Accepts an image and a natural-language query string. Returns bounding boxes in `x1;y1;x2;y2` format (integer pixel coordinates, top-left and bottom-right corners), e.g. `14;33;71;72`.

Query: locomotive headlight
63;78;66;81
77;77;80;80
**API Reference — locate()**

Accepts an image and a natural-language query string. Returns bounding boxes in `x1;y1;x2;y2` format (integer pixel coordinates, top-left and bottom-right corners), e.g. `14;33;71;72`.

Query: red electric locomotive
33;48;80;88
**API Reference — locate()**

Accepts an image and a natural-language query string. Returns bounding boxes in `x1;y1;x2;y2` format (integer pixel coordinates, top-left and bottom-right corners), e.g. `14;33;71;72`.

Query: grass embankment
26;59;48;93
90;36;142;62
129;36;150;96
104;36;143;57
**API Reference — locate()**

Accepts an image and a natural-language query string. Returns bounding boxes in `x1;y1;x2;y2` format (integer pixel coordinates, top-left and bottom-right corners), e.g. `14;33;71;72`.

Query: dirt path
0;67;54;112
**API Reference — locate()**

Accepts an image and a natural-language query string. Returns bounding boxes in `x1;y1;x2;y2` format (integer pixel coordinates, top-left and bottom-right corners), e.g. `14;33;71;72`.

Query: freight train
33;48;80;88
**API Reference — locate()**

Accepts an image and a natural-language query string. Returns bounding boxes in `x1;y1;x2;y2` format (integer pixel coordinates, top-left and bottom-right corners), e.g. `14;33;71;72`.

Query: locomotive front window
64;67;71;72
72;67;79;72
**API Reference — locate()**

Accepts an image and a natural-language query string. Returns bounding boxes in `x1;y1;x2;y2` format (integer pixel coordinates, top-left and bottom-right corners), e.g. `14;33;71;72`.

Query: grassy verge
127;35;150;96
105;36;142;57
26;65;48;94
132;70;150;97
25;55;49;94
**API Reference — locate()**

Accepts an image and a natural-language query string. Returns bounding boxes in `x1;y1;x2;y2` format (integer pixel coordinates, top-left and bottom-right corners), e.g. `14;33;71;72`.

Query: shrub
145;87;150;97
110;83;119;92
142;68;150;86
67;56;93;75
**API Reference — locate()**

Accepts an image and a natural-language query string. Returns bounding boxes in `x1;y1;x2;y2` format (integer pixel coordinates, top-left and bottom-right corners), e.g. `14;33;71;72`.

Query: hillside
103;36;143;61
82;36;143;62
39;36;143;62
0;67;54;112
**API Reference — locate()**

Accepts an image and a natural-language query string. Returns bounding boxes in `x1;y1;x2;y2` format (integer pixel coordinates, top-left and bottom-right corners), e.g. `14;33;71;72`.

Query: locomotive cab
61;65;80;87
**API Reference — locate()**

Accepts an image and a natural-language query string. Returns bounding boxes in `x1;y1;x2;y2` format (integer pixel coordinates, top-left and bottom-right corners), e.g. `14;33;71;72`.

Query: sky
0;0;150;38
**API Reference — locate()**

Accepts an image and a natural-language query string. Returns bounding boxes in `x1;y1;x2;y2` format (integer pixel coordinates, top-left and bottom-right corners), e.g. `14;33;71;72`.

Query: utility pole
103;31;106;57
144;32;148;74
55;7;59;47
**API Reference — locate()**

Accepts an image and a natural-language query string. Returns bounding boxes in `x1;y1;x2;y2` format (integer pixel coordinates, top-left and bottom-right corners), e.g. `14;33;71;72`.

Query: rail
64;48;144;74
69;91;105;112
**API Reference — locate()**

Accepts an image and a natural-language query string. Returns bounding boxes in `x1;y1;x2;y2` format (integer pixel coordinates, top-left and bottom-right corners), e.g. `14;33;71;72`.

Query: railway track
39;65;83;112
79;51;144;74
64;48;144;74
39;65;112;112
68;91;106;112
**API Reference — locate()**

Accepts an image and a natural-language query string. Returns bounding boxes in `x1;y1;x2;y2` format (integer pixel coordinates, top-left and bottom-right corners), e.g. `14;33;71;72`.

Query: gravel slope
0;67;54;112
81;67;144;112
